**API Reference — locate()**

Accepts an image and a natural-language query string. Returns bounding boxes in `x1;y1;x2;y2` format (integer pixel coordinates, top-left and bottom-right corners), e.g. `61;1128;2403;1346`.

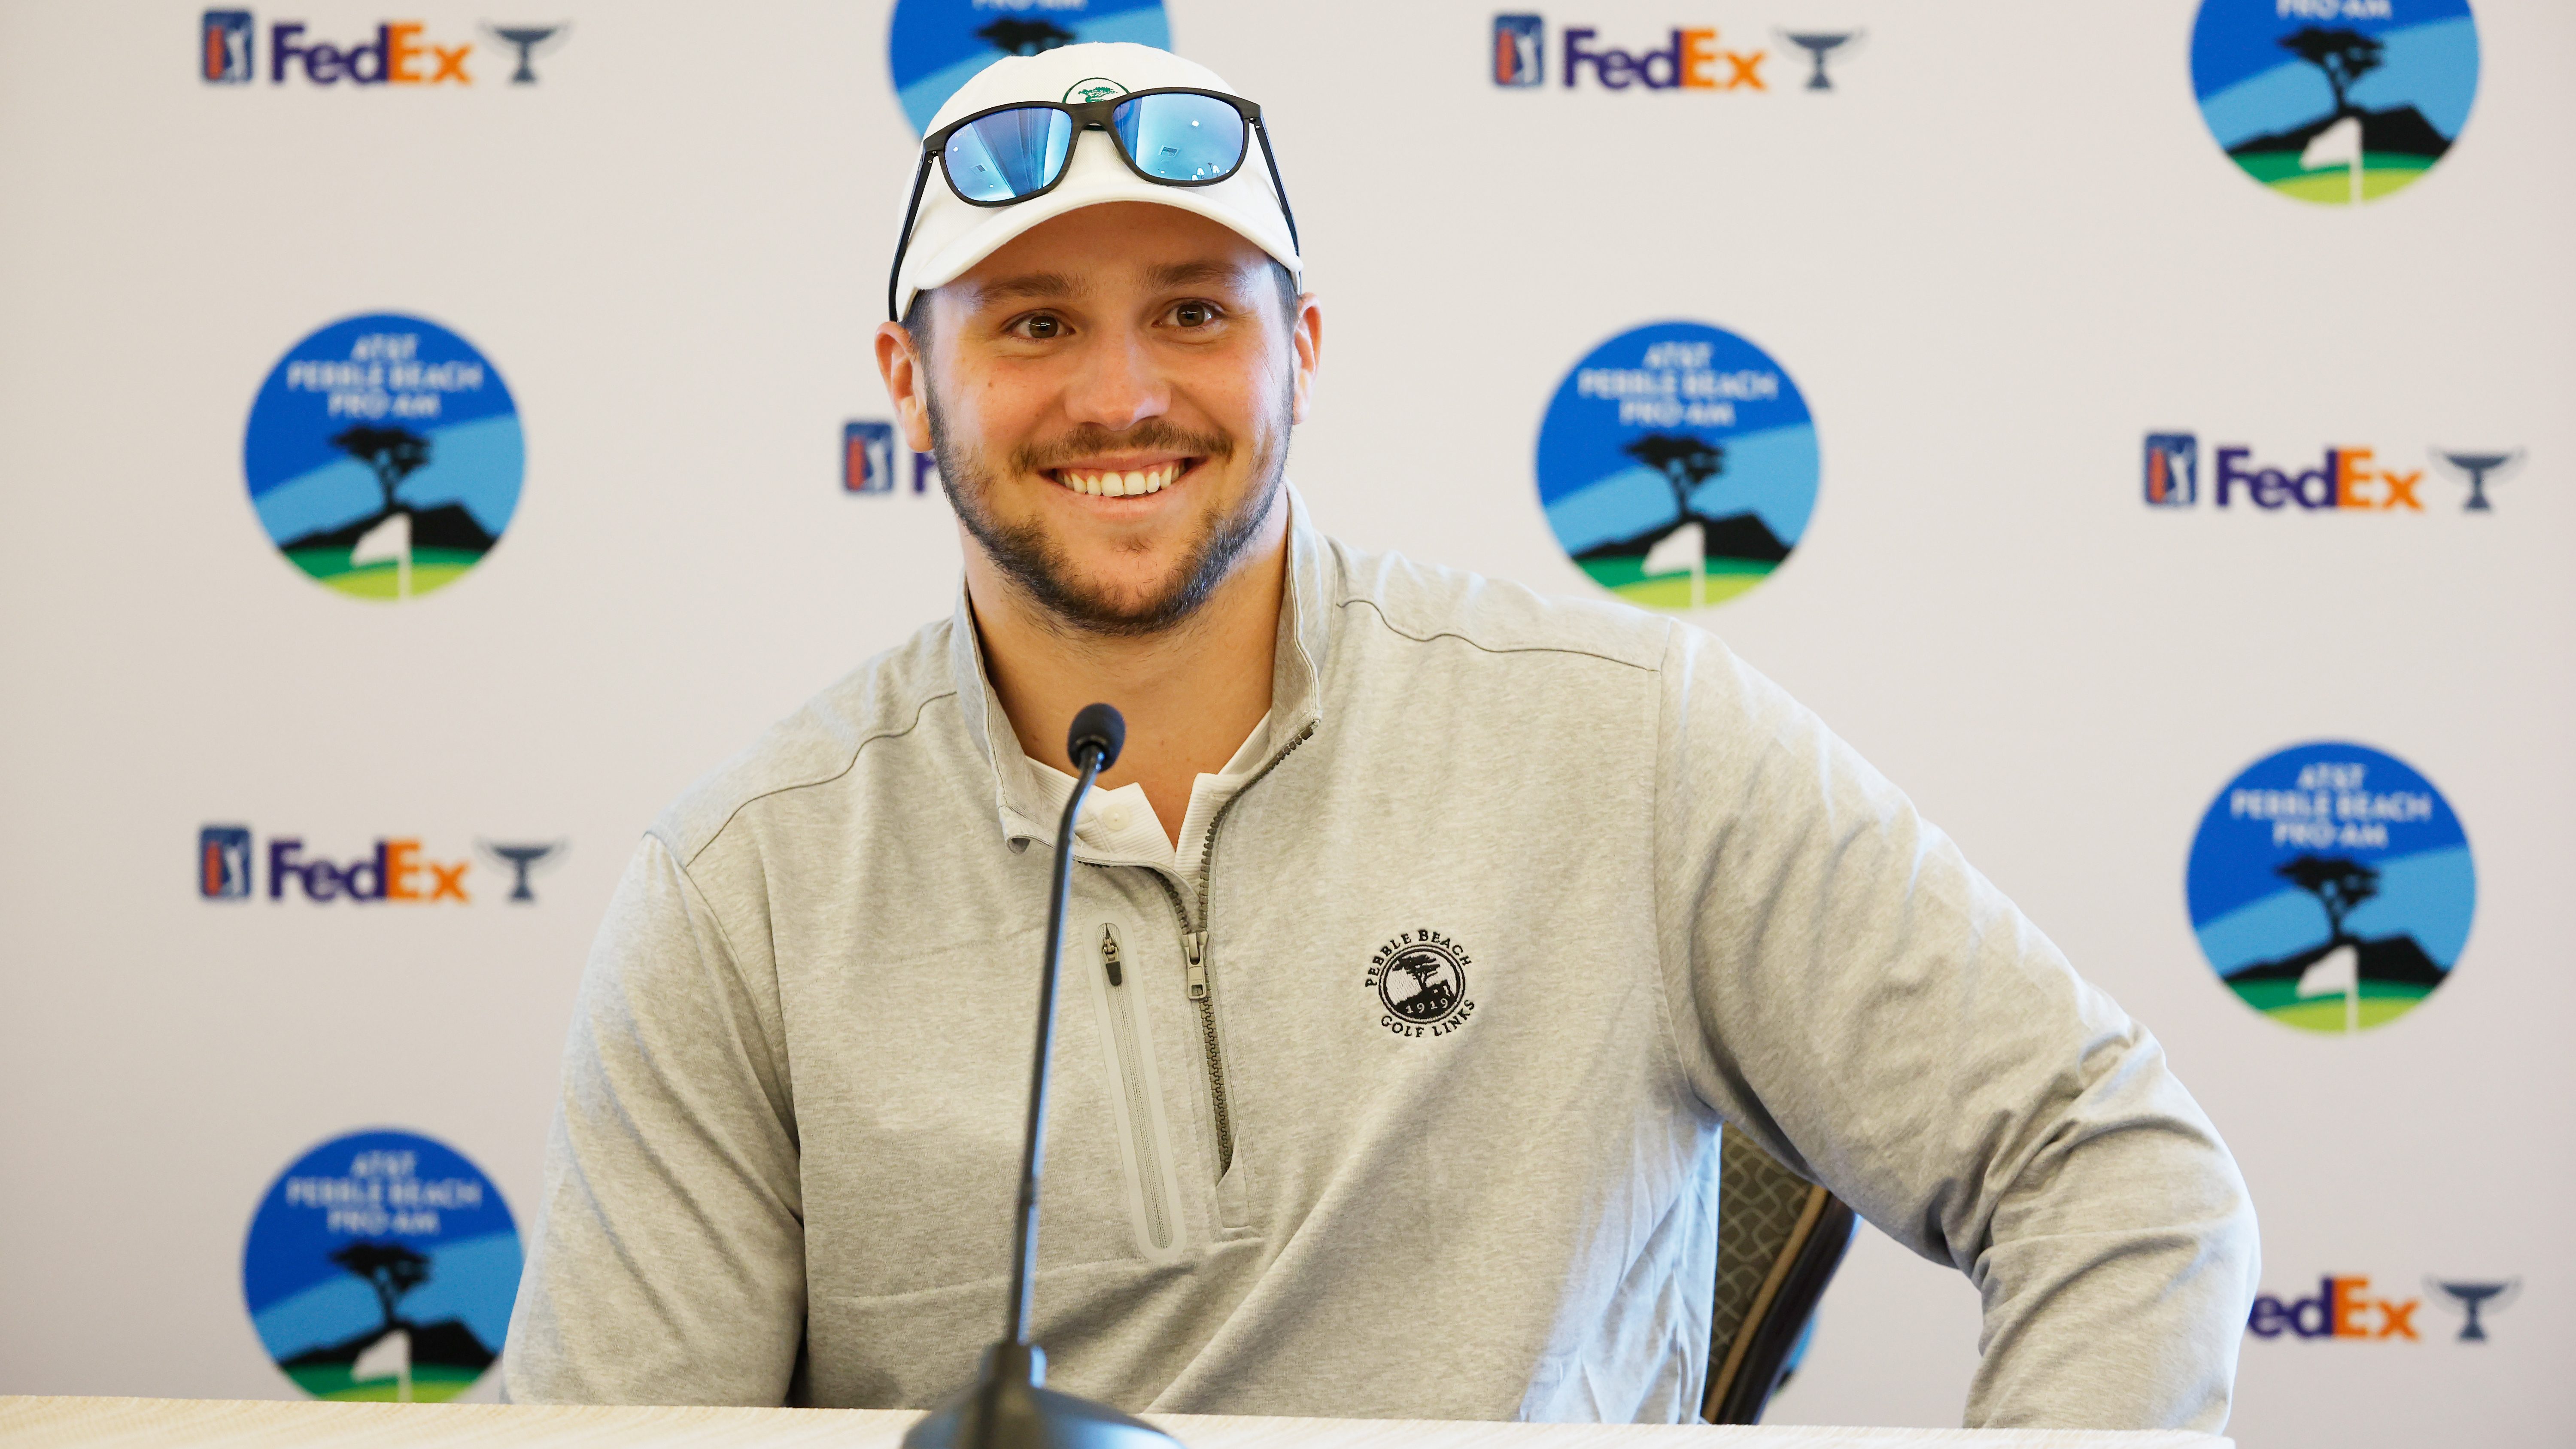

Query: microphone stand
905;706;1179;1449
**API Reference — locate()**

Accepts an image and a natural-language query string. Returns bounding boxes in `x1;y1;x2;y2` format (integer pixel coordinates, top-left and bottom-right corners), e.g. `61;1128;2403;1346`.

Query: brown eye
1022;314;1062;340
1173;301;1214;328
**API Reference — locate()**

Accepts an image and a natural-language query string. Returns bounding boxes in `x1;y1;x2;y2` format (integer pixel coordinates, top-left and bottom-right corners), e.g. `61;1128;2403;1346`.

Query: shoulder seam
673;688;957;869
1336;596;1661;674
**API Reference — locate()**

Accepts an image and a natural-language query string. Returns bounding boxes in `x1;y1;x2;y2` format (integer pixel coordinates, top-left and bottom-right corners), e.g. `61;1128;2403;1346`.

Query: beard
925;386;1291;638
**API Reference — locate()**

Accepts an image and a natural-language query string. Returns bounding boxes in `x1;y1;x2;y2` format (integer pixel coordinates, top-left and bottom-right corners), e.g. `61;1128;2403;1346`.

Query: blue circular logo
2190;0;2480;205
1535;322;1819;611
887;0;1173;135
241;1129;521;1401
2187;742;2475;1033
243;314;523;602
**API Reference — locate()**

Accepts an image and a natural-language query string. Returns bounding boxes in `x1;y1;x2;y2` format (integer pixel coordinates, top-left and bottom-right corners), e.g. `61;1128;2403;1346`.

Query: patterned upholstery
1701;1126;1859;1425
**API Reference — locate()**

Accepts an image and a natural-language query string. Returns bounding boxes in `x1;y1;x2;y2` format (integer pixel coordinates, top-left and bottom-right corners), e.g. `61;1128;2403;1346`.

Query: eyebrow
966;270;1087;305
1142;260;1252;291
964;259;1258;309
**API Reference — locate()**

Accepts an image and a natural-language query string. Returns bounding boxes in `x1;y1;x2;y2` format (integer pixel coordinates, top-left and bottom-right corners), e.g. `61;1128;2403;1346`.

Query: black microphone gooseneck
1004;702;1125;1346
903;705;1178;1449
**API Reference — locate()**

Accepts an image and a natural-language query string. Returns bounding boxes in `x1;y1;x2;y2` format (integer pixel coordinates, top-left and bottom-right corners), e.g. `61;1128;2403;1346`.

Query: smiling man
504;43;2258;1431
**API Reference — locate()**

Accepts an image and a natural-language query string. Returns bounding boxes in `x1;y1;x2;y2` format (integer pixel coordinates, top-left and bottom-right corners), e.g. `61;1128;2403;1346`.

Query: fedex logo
1562;25;1768;90
2140;434;2507;512
2216;445;2421;510
197;826;565;903
2248;1276;2419;1341
269;21;475;85
199;12;549;86
268;837;471;902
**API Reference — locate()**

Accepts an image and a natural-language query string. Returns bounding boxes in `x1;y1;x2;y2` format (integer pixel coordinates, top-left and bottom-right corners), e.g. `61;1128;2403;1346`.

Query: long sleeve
502;832;806;1404
1651;624;2259;1431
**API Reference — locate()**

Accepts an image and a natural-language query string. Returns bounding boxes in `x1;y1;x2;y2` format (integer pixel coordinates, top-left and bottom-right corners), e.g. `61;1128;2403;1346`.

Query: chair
1701;1125;1859;1424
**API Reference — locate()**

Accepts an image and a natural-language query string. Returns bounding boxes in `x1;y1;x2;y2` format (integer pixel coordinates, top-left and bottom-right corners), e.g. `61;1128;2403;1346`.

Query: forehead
947;202;1271;310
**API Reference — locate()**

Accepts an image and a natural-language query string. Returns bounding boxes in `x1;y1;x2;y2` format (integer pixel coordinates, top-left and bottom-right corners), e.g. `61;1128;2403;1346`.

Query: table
0;1397;2230;1449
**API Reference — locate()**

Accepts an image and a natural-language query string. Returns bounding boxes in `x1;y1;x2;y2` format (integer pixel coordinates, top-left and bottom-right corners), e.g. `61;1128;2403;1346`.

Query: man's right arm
502;833;806;1404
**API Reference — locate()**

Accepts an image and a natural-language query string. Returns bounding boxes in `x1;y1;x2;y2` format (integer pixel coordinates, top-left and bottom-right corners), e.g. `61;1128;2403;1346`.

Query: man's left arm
1649;624;2259;1431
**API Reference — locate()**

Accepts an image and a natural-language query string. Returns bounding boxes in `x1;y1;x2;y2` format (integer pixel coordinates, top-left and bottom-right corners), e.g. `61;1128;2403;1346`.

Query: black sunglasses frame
886;86;1302;322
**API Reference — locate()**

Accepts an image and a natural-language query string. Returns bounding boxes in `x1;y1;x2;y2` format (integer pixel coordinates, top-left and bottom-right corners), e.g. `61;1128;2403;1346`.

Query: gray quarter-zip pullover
503;496;2257;1430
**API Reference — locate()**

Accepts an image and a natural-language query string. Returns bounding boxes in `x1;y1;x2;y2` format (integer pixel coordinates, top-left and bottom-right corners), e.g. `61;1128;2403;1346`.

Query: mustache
1009;421;1236;475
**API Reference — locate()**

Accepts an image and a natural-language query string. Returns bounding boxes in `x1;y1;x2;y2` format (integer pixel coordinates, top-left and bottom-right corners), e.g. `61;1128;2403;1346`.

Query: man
504;43;2257;1428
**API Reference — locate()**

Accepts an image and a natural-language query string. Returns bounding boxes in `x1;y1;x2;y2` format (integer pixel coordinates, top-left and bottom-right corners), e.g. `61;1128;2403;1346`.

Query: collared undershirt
1027;711;1274;892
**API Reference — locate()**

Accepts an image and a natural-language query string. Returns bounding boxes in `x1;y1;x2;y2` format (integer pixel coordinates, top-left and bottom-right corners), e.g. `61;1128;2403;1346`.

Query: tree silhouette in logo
2278;27;2384;120
1384;948;1461;1023
331;1241;431;1335
329;425;431;518
2276;854;2379;948
1623;433;1725;526
976;18;1075;57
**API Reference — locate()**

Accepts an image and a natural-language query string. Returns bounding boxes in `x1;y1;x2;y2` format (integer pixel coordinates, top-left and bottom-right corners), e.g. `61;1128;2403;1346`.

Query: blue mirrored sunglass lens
943;108;1074;202
1111;93;1246;182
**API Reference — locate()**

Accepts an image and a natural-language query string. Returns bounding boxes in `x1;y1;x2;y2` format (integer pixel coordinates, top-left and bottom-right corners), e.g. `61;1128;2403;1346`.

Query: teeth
1057;463;1182;498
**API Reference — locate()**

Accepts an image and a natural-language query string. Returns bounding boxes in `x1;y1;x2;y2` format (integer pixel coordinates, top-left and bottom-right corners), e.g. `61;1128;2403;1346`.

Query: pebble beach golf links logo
2189;0;2479;205
242;1129;520;1401
2187;742;2473;1033
887;0;1171;134
1536;322;1818;610
243;314;522;601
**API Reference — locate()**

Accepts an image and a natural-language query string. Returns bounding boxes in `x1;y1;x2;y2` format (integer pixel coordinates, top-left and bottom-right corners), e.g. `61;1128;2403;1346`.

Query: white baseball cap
891;43;1302;322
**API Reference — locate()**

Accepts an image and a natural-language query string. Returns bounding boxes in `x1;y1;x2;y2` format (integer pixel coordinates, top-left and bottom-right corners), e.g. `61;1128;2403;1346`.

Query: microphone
904;706;1179;1449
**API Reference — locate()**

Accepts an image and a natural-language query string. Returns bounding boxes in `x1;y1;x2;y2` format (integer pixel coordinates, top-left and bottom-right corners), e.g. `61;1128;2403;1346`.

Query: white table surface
0;1397;2230;1449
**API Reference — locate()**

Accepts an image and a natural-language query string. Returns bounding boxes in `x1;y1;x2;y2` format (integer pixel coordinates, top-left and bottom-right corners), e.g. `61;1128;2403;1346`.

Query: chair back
1701;1126;1858;1424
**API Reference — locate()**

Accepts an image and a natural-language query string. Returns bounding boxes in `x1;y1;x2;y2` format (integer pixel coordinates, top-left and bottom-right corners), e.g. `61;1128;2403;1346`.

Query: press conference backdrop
0;1;2567;1442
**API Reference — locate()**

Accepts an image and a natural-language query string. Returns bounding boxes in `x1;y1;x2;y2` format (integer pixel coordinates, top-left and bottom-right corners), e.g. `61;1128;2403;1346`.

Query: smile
1051;461;1186;498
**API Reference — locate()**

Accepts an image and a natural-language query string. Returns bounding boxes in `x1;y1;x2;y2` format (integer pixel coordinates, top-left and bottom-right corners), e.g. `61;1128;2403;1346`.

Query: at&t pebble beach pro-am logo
2187;742;2473;1033
1537;322;1818;611
1366;930;1476;1038
2190;0;2479;206
887;0;1170;134
243;1130;520;1401
243;315;522;601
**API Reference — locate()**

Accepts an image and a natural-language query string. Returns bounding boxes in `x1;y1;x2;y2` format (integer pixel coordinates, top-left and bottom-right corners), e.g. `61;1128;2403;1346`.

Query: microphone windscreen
1068;703;1125;771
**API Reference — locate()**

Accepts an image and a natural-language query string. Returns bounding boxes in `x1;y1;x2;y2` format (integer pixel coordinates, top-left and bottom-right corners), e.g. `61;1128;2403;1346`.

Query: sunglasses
887;86;1301;321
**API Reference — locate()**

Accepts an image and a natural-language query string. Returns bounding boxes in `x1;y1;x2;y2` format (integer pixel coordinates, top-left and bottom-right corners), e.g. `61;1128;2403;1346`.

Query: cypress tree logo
242;315;523;601
887;0;1172;134
1365;930;1476;1038
2189;0;2479;205
2187;742;2474;1033
1535;322;1819;611
241;1130;521;1401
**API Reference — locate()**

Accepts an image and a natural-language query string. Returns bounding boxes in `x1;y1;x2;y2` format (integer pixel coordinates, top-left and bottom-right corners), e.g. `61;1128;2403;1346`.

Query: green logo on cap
1062;77;1127;103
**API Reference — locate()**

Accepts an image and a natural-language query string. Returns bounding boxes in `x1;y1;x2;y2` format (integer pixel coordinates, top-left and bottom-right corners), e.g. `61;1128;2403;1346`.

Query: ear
875;315;935;453
1289;292;1322;425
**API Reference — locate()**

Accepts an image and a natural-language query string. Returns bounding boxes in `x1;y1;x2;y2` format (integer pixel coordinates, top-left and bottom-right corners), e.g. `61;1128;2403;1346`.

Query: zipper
1151;719;1318;1179
1097;923;1173;1253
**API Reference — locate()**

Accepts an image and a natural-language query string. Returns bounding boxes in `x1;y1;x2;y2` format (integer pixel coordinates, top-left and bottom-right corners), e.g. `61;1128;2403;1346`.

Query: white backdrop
0;2;2570;1443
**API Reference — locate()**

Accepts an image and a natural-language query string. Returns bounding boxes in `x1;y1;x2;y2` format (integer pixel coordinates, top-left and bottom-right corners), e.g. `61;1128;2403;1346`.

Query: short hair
903;259;1300;361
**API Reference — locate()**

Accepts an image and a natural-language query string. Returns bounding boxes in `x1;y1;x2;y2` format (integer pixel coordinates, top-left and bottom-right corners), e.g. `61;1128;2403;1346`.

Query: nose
1061;324;1168;434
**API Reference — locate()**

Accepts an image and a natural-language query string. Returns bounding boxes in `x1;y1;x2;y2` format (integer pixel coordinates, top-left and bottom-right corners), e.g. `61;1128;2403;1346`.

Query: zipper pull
1100;924;1122;987
1185;930;1209;1000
